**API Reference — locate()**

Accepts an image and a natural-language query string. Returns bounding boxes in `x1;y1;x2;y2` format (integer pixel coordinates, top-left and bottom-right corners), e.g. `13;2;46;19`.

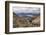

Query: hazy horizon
13;7;40;17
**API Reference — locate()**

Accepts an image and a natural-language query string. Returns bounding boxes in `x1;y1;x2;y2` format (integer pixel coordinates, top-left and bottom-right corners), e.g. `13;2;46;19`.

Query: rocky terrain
13;14;40;28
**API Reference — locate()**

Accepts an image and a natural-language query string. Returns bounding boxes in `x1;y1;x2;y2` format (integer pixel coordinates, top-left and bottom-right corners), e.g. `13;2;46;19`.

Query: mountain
15;13;40;17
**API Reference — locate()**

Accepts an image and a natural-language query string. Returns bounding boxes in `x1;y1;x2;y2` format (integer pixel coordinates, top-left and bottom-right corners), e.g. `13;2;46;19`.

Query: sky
13;7;40;14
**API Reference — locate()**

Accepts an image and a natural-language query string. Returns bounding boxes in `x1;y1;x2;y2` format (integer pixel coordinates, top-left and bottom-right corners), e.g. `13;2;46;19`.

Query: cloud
13;7;40;14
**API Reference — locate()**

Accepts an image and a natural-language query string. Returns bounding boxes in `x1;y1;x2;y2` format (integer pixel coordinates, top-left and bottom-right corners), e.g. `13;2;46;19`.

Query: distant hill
15;13;40;17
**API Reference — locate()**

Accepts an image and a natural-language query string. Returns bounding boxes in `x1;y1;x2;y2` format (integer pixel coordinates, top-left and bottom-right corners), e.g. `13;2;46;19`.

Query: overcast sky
13;7;40;14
